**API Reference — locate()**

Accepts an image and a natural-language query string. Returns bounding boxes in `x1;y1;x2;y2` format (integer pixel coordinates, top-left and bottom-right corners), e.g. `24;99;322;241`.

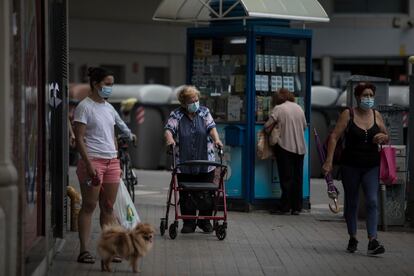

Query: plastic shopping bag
380;145;397;185
269;126;280;146
113;178;140;229
257;130;274;160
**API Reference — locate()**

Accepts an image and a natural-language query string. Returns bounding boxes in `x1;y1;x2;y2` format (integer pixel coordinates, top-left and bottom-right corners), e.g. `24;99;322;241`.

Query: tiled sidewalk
48;169;414;276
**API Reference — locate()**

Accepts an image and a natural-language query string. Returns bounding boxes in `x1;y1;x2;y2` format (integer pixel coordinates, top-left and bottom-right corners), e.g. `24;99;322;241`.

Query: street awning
153;0;329;23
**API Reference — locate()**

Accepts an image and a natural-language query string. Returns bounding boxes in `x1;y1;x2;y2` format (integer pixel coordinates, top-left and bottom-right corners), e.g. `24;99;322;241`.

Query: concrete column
0;208;5;276
321;56;332;87
410;0;414;17
168;54;186;86
0;0;19;275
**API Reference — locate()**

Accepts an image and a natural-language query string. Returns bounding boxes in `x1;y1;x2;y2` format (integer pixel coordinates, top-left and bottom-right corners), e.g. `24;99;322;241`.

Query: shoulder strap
344;107;353;133
373;108;376;124
348;107;354;120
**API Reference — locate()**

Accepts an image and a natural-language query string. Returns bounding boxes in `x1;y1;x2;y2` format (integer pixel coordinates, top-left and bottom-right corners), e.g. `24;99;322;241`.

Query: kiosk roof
153;0;329;23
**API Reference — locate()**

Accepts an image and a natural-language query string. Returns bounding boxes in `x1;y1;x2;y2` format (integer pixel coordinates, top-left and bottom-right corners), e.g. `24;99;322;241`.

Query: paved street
48;167;414;276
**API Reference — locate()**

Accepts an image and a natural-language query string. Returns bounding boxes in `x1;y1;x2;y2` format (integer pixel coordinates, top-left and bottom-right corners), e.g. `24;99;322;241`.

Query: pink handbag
379;145;397;185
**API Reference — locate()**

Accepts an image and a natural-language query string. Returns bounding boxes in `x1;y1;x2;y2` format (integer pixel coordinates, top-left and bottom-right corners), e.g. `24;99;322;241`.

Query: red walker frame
160;147;228;240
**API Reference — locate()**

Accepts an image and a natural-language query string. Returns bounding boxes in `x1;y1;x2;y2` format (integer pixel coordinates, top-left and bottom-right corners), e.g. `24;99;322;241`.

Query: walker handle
217;145;224;157
216;145;224;164
167;144;177;169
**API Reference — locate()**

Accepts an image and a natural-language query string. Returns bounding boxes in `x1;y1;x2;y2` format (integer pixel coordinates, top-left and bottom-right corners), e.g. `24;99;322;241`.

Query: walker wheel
160;218;166;236
216;225;226;240
169;223;177;239
213;221;218;230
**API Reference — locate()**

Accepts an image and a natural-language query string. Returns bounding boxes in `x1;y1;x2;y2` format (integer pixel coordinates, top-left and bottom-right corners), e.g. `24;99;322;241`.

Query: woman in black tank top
322;82;389;255
341;109;381;168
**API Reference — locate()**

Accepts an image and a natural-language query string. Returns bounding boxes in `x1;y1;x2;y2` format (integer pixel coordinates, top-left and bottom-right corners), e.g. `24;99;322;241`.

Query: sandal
77;251;95;264
112;256;122;263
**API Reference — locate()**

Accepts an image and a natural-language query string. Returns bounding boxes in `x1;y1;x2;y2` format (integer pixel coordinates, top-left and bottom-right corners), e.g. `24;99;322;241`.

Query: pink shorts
77;158;121;185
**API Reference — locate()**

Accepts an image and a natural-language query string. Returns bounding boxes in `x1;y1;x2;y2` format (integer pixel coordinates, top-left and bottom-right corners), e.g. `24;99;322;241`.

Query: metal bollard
67;185;82;232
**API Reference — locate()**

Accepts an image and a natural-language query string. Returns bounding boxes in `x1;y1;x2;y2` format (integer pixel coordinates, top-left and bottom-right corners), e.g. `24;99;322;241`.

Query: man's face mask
98;86;113;98
187;101;200;113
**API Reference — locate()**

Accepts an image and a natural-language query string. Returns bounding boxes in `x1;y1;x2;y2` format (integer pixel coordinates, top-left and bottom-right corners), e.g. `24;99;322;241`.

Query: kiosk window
255;37;308;123
190;37;247;123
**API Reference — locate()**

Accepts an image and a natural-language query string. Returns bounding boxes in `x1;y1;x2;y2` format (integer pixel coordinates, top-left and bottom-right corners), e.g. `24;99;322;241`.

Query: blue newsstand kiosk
154;0;329;211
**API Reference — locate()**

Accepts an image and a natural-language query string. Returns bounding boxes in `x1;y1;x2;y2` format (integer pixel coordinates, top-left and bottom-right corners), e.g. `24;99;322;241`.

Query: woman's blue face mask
98;86;113;98
359;97;374;110
187;101;200;113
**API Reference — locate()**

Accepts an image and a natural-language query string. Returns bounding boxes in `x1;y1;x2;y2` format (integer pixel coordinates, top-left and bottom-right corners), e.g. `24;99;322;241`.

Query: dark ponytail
87;67;113;90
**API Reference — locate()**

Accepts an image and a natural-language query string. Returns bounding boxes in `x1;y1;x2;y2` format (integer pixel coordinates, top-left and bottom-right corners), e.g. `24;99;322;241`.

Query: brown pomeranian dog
97;223;155;273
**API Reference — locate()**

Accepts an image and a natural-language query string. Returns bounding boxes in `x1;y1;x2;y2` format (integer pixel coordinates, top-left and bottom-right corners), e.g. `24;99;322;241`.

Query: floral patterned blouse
164;106;216;173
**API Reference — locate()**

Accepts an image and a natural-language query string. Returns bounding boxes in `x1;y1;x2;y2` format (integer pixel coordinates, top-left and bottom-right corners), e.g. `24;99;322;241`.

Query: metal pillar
0;0;19;275
408;56;414;227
